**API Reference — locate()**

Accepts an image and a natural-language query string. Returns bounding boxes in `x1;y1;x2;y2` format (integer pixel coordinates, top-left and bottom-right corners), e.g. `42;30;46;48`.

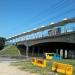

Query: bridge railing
6;26;75;44
6;17;75;43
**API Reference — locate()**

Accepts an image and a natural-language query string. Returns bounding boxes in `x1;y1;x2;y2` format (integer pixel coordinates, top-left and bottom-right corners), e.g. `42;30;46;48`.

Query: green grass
0;45;21;56
11;60;53;75
11;59;75;75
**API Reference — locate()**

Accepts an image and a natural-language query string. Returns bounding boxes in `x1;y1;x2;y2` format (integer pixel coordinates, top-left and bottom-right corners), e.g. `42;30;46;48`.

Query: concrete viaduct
6;17;75;59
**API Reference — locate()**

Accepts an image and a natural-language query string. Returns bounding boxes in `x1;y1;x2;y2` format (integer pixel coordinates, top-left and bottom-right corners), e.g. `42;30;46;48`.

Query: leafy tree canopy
0;37;6;50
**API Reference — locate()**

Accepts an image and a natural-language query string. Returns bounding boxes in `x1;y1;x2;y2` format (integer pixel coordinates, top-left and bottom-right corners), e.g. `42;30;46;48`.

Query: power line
28;0;74;20
27;0;66;20
40;7;75;24
24;0;75;29
24;0;67;29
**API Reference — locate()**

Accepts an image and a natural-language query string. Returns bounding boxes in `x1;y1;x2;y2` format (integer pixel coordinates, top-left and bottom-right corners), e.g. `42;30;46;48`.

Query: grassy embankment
11;59;75;75
0;45;21;56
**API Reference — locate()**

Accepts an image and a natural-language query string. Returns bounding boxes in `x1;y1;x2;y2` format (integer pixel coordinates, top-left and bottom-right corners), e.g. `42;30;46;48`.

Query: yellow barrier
46;53;54;59
66;65;73;75
32;58;46;68
52;62;73;75
36;59;46;68
32;58;36;65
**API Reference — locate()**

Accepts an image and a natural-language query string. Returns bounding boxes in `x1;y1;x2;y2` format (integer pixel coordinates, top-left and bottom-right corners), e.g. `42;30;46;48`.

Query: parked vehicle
43;53;61;60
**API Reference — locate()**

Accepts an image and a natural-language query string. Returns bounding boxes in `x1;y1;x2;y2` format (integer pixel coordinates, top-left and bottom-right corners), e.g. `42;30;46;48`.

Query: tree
0;37;6;50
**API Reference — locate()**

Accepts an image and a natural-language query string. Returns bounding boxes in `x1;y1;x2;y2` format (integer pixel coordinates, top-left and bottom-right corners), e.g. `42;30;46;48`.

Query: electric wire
24;0;75;30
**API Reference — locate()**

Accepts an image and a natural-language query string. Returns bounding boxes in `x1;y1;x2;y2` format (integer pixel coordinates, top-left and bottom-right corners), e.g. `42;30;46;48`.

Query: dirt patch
0;62;39;75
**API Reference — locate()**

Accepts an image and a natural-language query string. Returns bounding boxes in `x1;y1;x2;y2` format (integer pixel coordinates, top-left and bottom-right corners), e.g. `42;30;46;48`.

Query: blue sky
0;0;75;38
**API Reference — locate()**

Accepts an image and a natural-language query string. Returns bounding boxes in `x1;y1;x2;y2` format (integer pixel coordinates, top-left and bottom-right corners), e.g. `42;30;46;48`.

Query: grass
11;58;75;75
0;45;21;56
11;60;53;75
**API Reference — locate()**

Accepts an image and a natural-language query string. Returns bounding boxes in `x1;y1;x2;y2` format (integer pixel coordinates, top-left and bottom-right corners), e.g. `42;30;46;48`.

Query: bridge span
6;17;75;59
16;31;75;59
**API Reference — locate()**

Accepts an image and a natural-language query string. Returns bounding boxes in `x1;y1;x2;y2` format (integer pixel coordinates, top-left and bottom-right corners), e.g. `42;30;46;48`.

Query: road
0;57;39;75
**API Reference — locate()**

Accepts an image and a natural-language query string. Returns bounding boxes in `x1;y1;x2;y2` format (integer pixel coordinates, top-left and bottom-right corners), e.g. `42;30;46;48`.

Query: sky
0;0;75;38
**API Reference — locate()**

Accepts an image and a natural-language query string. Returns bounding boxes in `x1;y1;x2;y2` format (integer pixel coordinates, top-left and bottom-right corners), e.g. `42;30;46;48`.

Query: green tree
0;37;6;50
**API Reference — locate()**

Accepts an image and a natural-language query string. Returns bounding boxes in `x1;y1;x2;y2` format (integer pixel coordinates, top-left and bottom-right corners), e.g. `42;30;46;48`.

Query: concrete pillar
63;50;65;59
26;45;29;58
60;49;63;57
63;50;68;59
65;50;67;58
32;47;34;57
36;47;38;57
38;47;40;57
33;46;36;57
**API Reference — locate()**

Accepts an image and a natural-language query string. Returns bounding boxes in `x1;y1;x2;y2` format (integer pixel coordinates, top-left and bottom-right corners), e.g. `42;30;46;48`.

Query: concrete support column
62;49;68;59
36;47;38;57
26;45;29;58
38;47;40;57
65;50;67;58
33;46;36;57
32;47;34;57
63;50;65;59
60;49;63;57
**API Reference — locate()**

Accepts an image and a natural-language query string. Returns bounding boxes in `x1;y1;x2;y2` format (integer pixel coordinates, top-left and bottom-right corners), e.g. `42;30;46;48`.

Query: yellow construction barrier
32;58;46;68
32;58;36;65
52;62;73;75
66;65;73;75
36;59;46;68
46;53;54;59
